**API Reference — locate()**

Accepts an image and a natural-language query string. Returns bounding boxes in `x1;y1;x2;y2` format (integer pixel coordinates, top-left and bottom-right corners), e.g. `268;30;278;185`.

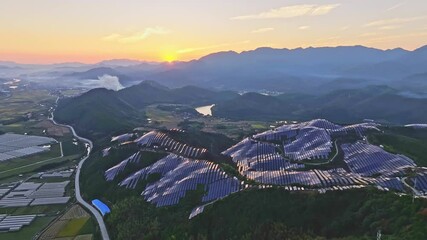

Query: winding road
49;113;110;240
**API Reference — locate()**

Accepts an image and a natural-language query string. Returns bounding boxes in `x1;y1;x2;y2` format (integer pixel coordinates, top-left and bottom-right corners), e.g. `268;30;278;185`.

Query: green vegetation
104;188;427;240
81;128;427;239
55;88;144;139
57;217;91;237
178;120;205;131
166;129;235;156
55;81;239;137
156;104;199;115
213;86;427;124
368;127;427;166
80;146;167;202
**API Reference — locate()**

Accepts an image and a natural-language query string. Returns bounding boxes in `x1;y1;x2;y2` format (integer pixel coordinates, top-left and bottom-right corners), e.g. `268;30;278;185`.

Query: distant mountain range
1;45;427;94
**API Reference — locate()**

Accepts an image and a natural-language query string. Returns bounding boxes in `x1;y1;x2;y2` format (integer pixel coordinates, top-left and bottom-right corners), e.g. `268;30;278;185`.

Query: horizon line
1;43;425;65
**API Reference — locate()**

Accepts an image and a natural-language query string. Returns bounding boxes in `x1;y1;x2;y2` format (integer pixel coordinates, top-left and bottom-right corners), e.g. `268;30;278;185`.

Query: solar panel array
253;119;380;162
253;128;297;141
0;188;10;198
223;137;353;187
370;177;405;192
118;154;242;207
405;124;427;129
189;204;206;219
0;214;36;232
0;181;70;208
222;119;414;192
105;152;141;181
108;120;422;213
313;169;369;187
414;172;427;193
342;142;416;176
111;133;134;142
102;147;111;157
330;123;381;137
0;133;56;161
40;169;74;178
246;170;322;187
253;119;340;142
134;131;207;159
284;128;332;161
222;138;303;173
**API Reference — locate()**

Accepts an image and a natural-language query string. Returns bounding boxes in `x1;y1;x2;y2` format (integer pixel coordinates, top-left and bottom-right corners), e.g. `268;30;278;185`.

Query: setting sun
162;52;178;62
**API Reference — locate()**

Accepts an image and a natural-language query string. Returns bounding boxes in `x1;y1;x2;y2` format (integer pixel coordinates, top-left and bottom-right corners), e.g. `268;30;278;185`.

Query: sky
1;0;426;64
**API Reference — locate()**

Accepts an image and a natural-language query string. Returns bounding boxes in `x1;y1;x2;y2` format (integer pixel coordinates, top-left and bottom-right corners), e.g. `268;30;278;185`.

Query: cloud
251;27;274;33
231;4;340;20
386;2;407;11
102;34;121;41
177;40;250;54
102;27;170;43
365;16;426;27
378;25;402;30
99;75;124;91
366;32;427;43
359;32;382;37
298;26;310;30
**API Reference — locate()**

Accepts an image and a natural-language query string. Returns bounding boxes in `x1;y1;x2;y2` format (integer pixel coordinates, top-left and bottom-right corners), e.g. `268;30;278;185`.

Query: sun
162;52;178;63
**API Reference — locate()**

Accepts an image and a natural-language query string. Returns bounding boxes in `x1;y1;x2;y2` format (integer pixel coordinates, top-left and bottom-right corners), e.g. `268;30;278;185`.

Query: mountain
145;45;419;93
2;45;427;94
54;88;142;134
54;81;240;136
344;46;427;80
389;72;427;94
116;81;239;108
213;86;427;124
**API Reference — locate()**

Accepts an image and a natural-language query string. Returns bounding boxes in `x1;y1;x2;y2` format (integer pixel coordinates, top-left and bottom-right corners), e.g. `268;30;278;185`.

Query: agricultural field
0;88;94;239
0;89;55;125
38;204;95;240
144;103;272;140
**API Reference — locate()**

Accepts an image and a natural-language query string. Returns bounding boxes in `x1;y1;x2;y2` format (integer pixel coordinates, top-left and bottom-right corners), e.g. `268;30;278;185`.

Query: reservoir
195;104;215;116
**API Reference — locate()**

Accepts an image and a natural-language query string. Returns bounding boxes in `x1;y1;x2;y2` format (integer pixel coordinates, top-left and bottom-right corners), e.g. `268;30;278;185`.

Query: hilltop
80;119;427;239
54;81;239;137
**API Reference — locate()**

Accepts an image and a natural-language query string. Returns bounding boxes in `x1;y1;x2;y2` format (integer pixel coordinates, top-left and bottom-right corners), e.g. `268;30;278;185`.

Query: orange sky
1;0;426;64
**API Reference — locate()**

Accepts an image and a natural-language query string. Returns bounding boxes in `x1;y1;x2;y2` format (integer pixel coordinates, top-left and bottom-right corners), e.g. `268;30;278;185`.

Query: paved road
299;140;340;166
49;113;110;240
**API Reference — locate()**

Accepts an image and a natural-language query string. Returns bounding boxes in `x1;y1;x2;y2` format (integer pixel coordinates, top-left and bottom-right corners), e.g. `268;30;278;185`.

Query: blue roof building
92;199;111;216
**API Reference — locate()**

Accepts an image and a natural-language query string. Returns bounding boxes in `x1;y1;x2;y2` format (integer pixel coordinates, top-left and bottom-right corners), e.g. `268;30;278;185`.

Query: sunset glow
1;0;427;64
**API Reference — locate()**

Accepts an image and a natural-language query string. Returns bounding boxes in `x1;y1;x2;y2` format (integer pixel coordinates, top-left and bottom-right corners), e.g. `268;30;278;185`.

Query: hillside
213;86;427;124
54;82;239;136
54;88;142;137
80;119;427;240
